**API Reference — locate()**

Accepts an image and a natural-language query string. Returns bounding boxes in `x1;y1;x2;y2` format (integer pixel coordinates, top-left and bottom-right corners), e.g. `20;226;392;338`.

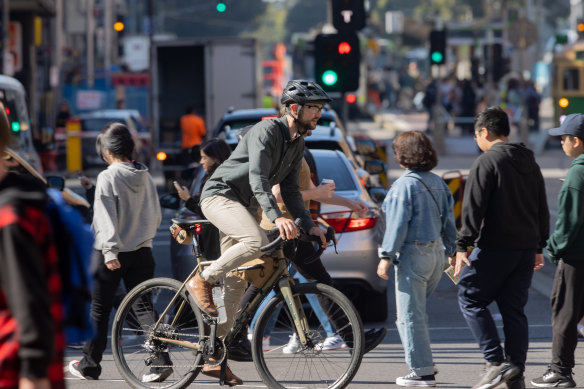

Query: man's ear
575;136;584;150
289;103;299;117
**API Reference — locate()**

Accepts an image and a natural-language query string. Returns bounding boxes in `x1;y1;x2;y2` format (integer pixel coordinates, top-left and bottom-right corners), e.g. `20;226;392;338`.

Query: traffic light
314;33;360;92
332;0;366;32
216;2;226;13
578;18;584;39
114;14;125;32
429;29;446;65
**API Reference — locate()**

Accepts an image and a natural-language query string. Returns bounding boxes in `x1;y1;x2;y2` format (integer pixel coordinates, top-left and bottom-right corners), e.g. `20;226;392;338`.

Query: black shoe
494;375;525;389
531;368;576;388
472;362;520;389
364;327;386;354
227;338;253;362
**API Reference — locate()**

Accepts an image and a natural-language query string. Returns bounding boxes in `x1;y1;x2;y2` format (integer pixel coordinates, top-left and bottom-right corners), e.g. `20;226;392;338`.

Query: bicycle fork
278;278;311;347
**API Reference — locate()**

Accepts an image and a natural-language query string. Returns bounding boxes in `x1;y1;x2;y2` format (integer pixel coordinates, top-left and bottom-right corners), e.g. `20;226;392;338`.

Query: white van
0;75;41;172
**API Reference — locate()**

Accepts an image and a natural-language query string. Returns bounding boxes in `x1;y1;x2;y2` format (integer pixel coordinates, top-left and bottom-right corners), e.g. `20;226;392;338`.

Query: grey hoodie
92;161;161;263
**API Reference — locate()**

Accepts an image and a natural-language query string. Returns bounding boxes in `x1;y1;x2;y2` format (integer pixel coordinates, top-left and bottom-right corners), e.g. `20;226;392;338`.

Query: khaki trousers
200;195;268;337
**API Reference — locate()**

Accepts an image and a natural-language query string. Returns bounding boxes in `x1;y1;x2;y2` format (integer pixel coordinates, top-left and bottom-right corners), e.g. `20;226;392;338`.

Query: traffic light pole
341;92;349;127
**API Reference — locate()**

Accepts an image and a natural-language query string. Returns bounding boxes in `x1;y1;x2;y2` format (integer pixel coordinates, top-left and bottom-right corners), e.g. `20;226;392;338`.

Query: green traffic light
11;122;19;132
322;70;338;86
431;51;444;64
216;2;226;12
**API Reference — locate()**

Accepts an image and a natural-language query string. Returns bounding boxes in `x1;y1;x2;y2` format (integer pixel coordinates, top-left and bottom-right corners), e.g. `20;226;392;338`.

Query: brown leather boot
201;363;243;386
185;274;218;317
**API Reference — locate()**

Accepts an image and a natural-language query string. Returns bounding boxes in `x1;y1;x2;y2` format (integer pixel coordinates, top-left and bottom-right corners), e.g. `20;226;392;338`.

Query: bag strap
406;174;444;235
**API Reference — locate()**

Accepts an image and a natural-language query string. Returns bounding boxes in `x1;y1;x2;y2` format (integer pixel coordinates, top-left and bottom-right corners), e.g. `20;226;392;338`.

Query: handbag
231;257;278;288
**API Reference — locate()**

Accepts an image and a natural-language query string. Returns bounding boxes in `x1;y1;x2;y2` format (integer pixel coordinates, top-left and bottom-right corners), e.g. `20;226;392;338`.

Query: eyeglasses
303;104;323;114
473;128;483;140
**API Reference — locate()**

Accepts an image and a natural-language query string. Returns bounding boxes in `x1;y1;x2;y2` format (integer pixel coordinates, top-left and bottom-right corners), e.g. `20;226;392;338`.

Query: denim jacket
378;170;457;263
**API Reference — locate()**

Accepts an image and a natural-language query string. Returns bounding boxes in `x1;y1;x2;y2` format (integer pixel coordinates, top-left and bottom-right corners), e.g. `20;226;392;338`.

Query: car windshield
81;118;126;132
221;118;273;139
313;153;357;191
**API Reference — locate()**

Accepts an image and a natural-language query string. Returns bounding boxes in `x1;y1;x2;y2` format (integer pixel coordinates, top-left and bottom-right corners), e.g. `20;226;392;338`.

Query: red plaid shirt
0;205;64;389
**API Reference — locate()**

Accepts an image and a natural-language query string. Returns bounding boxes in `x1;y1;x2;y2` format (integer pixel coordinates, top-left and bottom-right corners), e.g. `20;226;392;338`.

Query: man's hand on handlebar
274;217;298;240
308;226;330;248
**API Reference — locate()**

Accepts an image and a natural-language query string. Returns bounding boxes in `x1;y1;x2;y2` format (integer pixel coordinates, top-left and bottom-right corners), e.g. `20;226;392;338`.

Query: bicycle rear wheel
111;278;205;389
252;283;364;389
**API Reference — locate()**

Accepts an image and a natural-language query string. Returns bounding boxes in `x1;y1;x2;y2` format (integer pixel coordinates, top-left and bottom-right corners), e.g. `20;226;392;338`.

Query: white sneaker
282;334;300;354
262;336;270;351
142;367;173;383
396;371;436;387
316;335;347;351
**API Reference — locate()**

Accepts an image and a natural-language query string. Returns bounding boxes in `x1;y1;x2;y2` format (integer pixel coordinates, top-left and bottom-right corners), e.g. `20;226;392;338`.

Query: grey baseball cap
548;113;584;138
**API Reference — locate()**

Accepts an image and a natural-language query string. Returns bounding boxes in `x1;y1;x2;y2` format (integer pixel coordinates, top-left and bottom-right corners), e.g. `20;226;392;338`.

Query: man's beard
297;116;316;136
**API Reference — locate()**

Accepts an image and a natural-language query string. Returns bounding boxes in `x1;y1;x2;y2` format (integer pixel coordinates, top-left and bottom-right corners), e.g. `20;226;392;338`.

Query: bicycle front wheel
111;277;205;389
252;283;364;389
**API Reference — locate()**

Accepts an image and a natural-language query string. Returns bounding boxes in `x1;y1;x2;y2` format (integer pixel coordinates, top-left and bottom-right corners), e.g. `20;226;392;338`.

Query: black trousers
234;239;346;339
457;249;534;372
78;247;155;378
550;260;584;374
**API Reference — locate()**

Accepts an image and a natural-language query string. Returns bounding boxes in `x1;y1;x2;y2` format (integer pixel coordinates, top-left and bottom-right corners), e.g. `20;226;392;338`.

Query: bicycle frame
150;224;313;353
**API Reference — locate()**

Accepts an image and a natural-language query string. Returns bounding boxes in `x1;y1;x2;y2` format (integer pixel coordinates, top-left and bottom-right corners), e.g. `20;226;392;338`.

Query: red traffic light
338;42;352;55
346;93;356;103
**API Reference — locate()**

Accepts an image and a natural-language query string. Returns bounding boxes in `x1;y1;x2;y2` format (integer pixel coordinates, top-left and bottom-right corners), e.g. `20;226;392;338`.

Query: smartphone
321;178;335;185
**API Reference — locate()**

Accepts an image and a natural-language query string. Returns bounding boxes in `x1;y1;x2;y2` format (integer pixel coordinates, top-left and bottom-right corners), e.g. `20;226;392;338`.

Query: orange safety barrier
441;170;467;230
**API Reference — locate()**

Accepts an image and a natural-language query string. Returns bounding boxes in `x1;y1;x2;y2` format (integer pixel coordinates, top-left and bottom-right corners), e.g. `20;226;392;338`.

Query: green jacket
200;116;314;232
548;153;584;262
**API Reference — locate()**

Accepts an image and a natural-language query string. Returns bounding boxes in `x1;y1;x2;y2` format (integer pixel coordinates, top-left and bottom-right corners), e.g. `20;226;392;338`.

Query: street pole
0;0;7;75
86;0;95;88
148;0;155;158
104;0;112;86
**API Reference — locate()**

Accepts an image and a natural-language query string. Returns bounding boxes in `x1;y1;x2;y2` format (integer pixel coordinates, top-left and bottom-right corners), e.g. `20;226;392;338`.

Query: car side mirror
160;193;181;210
354;138;377;156
364;160;386;175
46;175;65;191
368;186;388;204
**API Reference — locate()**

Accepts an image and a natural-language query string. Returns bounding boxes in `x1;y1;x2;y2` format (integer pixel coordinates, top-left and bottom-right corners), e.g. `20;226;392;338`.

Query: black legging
233;239;353;344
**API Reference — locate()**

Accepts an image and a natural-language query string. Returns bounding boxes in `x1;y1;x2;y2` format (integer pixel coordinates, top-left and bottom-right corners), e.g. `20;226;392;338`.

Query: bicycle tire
252;282;364;389
111;277;205;389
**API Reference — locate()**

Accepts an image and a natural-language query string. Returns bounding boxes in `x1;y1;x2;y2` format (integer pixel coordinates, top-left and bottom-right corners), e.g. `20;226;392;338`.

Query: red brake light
195;224;202;234
261;115;278;120
320;211;377;233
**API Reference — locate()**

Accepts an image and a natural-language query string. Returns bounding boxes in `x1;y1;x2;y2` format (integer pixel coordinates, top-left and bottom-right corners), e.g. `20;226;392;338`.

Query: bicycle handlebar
260;218;336;264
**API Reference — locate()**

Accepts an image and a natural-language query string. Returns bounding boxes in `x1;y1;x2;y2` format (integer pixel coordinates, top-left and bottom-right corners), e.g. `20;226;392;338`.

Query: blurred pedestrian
453;106;549;389
174;138;231;265
0;104;66;389
55;101;71;128
68;123;164;382
524;81;541;133
180;106;206;165
377;130;457;387
530;114;584;388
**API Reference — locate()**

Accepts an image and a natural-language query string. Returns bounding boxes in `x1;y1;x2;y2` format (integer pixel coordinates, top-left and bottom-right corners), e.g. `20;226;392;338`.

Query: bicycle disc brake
202;337;226;366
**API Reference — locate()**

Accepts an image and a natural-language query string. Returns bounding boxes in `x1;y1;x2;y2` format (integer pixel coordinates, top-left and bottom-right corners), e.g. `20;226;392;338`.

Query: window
313;154;357;191
562;68;580;90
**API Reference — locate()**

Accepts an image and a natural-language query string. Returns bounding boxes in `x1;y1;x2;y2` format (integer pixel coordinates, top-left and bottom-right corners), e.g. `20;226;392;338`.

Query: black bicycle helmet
280;80;332;105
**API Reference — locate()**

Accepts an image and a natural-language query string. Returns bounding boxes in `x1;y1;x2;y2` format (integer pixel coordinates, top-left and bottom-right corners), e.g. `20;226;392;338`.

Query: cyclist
227;137;387;361
186;80;331;385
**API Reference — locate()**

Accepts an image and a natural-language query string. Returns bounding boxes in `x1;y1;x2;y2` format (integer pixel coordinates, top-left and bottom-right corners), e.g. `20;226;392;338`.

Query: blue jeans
251;267;335;337
394;239;446;376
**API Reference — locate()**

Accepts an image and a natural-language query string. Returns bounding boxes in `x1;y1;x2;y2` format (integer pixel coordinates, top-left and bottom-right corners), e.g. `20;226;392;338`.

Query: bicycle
111;217;365;389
